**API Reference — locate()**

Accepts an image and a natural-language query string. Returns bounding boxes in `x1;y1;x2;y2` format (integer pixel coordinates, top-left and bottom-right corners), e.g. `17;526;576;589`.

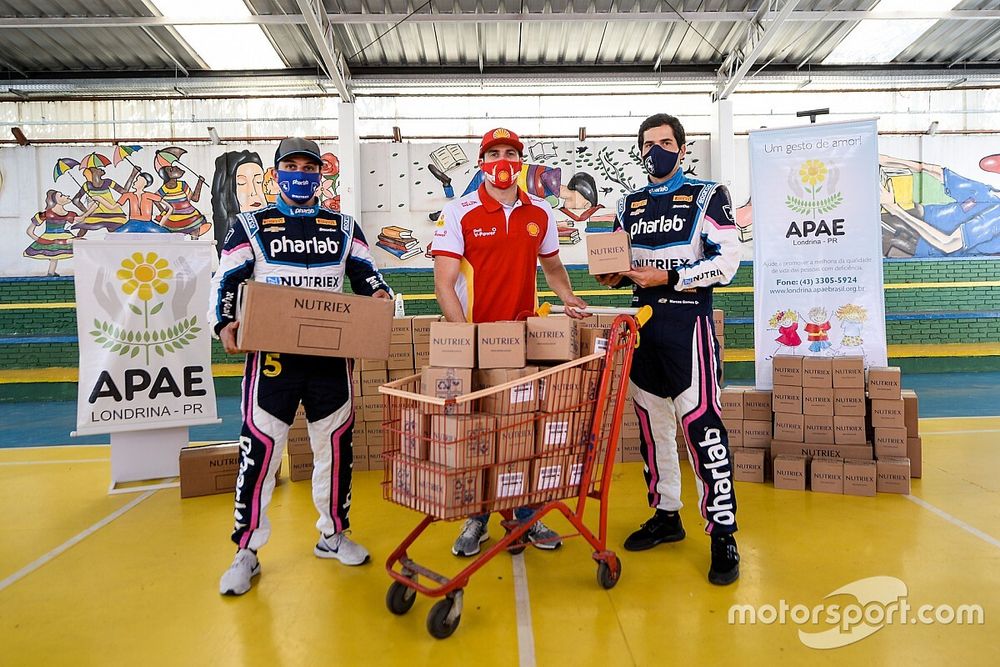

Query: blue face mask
642;144;680;179
277;169;321;203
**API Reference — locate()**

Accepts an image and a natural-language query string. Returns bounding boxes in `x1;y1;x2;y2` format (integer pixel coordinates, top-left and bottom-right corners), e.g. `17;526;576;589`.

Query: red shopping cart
379;312;640;638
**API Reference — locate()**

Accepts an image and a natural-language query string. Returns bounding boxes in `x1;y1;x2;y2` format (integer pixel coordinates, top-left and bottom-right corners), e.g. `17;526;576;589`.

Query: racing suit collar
478;182;531;213
644;169;686;197
276;196;318;217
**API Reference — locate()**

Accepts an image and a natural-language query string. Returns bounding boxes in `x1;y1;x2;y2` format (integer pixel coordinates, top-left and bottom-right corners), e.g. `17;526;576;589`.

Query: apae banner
749;119;888;389
74;235;218;434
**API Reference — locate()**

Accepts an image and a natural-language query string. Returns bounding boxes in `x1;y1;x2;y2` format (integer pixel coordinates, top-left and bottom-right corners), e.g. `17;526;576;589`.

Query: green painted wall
1;260;997;372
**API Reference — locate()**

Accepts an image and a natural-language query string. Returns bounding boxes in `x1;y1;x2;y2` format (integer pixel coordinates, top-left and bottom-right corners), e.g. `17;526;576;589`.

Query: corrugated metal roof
0;0;997;80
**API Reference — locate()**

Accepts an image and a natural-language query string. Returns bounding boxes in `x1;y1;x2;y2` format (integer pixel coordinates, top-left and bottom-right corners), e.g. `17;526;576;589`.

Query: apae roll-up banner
749;119;888;389
74;235;218;434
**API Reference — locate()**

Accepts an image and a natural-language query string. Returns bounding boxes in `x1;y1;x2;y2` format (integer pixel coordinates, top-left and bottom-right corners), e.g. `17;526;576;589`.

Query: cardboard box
387;343;415;371
535;412;588;454
391;457;419;507
834;415;867;445
419;463;483;515
901;389;920;436
354;446;369;472
399;407;427;459
353;427;367;448
832;356;865;388
770;440;873;461
487;460;531;509
352;373;362;396
713;308;724;332
773;455;807;490
621;408;640;439
420;367;474;412
476;367;540;414
538;367;590;413
287;424;311;454
810;457;844;494
364;421;384;448
179;443;242;498
361;358;388;371
361;369;388;396
391;317;413;345
526;316;579;362
428;414;497;468
236;281;393;359
801;357;833;388
726;420;744;447
772;384;803;414
388;368;416;382
531;455;572;502
497;415;536;462
361;395;382;423
476;321;527;369
870;399;905;429
876;457;911;494
596;314;618;328
834;387;866;417
743;420;773;448
907;437;922;478
867;366;902;400
411;315;441;345
804;414;835;445
288;451;313;482
773;412;804;442
772;354;802;386
621;437;642;462
803;386;835;416
429;322;476;368
579;325;610;357
413;344;431;370
721;387;745;421
743;390;773;421
733;448;765;483
843;459;876;497
586;230;632;275
874;427;908;459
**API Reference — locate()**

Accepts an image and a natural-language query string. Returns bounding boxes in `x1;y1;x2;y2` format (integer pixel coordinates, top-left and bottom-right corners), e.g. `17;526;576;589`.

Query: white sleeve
429;202;465;259
539;204;559;257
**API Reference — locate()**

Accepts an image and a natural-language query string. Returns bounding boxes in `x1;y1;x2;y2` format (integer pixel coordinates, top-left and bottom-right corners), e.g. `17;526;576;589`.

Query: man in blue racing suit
211;138;392;596
598;114;742;585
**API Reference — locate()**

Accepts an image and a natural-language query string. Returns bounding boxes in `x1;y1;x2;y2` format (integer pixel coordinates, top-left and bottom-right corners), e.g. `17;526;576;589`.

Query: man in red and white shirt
432;127;589;556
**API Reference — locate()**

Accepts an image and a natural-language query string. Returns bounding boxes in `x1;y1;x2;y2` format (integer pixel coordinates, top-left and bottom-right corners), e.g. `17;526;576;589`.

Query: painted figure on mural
833;303;868;358
115;172;174;233
263;166;280;204
211;150;266;250
71;156;139;237
805;306;833;354
767;309;802;359
879;154;1000;258
155;147;210;237
24;190;97;276
320;152;340;211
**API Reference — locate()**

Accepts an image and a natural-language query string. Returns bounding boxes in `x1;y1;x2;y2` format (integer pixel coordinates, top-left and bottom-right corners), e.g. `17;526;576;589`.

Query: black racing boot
624;510;686;551
708;534;740;585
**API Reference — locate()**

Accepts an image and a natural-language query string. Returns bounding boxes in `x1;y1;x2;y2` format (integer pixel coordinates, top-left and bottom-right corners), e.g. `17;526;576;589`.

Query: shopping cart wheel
427;591;463;639
386;580;417;615
597;559;622;589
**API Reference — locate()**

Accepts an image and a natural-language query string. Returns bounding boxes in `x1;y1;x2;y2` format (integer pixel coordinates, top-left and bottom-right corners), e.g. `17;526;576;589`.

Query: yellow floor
2;418;999;666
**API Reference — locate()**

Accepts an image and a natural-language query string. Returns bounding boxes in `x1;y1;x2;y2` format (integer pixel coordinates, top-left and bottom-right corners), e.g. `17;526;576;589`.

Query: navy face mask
277;169;321;203
642;144;680;179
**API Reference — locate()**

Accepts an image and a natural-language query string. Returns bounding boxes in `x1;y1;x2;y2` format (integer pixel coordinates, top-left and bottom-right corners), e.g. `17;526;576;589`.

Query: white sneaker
314;532;371;565
452;518;489;557
219;548;260;596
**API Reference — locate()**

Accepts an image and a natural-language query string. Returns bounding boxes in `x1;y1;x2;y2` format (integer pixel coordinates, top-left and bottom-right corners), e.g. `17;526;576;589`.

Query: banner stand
108;426;186;494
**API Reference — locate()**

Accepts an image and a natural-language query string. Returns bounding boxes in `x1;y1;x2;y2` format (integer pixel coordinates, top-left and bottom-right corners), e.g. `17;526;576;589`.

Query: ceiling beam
715;0;801;101
294;0;353;102
0;10;997;29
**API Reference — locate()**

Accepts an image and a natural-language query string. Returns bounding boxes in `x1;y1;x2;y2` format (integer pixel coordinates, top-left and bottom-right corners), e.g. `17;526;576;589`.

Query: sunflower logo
799;160;828;187
116;252;172;328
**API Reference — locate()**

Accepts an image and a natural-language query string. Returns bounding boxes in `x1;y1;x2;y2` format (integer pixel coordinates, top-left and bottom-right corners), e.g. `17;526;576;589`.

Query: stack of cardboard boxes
391;314;612;516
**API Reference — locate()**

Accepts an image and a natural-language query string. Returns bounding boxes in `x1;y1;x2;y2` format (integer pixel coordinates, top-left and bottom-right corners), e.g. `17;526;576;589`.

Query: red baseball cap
479;128;524;158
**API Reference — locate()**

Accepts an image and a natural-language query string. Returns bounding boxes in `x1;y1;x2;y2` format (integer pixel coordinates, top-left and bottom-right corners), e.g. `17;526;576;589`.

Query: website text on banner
749;119;888;389
74;235;219;435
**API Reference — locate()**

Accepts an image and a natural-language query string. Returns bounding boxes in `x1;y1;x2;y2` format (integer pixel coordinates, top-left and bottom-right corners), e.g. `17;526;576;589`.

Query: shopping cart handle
539;302;652;328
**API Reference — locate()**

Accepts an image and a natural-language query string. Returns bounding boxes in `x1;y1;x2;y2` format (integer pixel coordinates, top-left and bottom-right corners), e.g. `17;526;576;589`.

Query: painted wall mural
2;133;998;277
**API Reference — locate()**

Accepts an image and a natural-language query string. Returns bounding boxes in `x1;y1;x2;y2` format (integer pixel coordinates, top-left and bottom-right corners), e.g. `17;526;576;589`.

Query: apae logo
786;159;844;216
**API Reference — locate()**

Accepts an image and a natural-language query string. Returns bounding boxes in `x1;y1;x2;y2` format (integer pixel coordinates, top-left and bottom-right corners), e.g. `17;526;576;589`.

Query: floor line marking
905;494;1000;550
0;489;155;593
0;458;109;466
511;553;537;667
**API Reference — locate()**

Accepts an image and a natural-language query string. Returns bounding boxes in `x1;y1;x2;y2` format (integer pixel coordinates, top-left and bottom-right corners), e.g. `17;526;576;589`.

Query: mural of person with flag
155;147;210;237
70;152;139;237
